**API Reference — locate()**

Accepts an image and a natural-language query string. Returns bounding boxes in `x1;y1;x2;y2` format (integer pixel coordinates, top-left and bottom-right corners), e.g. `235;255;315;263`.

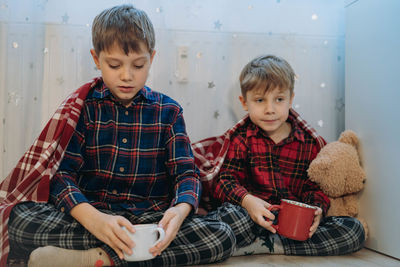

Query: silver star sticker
7;92;22;105
56;77;64;85
36;0;48;10
208;81;215;88
335;98;345;111
62;13;69;24
214;110;220;119
214;20;222;30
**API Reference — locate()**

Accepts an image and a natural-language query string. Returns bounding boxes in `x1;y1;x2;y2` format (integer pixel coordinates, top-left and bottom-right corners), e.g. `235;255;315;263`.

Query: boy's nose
120;68;132;81
264;104;275;114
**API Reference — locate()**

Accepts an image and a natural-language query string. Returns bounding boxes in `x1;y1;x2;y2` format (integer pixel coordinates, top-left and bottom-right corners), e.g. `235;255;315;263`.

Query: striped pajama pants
7;202;252;267
220;204;365;256
8;202;365;266
253;214;365;256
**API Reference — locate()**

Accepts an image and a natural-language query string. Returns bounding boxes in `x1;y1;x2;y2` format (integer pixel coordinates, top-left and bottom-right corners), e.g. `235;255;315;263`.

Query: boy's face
91;42;155;107
239;85;294;140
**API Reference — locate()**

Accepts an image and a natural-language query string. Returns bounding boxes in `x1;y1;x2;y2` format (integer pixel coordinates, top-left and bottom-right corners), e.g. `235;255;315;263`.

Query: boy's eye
109;64;120;69
255;98;263;103
276;97;284;102
135;65;144;69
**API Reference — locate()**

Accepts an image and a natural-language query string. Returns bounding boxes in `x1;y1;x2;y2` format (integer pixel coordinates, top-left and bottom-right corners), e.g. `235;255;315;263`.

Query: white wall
0;23;6;180
1;1;346;179
345;0;400;259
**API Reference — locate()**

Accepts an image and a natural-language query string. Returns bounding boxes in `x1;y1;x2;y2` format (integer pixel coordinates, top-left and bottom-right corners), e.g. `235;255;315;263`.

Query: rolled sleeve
170;175;201;211
50;172;89;213
303;189;330;216
165;111;201;211
49;113;88;214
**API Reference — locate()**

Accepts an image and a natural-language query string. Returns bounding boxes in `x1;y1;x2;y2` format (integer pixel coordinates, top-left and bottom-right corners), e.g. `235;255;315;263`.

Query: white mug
122;224;165;261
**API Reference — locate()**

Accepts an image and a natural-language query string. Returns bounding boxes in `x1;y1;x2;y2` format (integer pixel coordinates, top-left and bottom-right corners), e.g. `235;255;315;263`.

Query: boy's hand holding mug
241;194;277;234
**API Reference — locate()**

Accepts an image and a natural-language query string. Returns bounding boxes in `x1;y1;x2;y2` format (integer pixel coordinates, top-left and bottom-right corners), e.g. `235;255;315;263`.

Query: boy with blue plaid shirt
6;5;252;267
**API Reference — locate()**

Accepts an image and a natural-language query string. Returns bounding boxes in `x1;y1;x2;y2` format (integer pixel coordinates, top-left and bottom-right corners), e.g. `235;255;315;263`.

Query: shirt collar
246;113;306;143
288;113;306;143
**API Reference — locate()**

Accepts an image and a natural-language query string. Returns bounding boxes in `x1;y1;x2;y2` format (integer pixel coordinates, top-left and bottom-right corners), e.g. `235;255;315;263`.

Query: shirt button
119;167;125;172
122;138;128;143
112;189;118;194
125;111;129;115
60;207;65;213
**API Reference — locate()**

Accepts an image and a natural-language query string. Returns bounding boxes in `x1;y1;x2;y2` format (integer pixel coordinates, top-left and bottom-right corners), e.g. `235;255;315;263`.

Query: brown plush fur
308;130;368;238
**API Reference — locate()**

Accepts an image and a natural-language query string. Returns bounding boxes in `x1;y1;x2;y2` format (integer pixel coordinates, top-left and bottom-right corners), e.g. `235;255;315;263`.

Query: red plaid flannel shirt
192;109;329;214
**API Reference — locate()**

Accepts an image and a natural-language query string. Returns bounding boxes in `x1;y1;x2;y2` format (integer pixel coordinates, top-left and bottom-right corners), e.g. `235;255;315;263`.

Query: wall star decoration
335;97;345;112
62;13;69;24
56;77;64;85
7;92;22;106
214;20;222;30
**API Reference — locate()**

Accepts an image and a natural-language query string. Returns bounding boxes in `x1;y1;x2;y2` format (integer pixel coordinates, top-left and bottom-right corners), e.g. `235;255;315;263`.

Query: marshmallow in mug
281;199;318;209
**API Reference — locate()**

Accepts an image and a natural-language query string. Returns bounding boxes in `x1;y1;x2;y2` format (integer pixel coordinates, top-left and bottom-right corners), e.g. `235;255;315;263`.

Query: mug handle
152;227;165;247
267;205;281;231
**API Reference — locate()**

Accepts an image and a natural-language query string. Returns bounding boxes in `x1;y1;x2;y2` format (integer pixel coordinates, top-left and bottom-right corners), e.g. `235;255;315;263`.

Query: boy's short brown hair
239;55;295;98
92;4;155;55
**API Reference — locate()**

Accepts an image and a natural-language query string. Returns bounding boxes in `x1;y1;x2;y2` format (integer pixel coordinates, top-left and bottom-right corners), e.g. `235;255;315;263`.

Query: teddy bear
307;130;368;238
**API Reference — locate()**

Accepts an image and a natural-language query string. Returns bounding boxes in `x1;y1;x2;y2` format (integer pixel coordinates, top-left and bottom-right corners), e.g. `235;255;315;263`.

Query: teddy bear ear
338;130;359;148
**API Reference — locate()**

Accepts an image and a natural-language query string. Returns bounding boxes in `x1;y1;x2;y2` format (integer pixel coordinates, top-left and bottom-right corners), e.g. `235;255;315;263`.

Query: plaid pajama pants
204;204;364;257
208;204;364;256
277;215;365;255
7;202;252;267
249;209;365;256
7;202;365;266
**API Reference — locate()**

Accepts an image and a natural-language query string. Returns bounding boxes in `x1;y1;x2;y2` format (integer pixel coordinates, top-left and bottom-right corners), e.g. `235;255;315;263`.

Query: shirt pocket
248;152;274;188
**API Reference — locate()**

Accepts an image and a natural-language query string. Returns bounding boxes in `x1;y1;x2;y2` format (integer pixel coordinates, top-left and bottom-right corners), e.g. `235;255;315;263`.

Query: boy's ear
290;92;295;106
150;50;156;64
239;95;248;111
90;49;100;69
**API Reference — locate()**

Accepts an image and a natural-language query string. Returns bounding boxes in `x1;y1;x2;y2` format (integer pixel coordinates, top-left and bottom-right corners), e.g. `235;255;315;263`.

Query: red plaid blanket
191;108;326;210
0;78;98;267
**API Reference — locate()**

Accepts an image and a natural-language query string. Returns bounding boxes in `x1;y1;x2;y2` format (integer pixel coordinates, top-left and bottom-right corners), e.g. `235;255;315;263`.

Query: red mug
268;199;317;241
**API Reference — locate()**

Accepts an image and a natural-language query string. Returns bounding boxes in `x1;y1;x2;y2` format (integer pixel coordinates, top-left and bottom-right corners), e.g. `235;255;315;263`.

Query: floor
197;248;400;267
7;248;399;266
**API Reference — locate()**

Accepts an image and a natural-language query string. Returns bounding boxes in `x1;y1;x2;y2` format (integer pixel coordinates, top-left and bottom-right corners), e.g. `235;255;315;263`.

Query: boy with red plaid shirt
213;55;365;255
4;5;253;267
